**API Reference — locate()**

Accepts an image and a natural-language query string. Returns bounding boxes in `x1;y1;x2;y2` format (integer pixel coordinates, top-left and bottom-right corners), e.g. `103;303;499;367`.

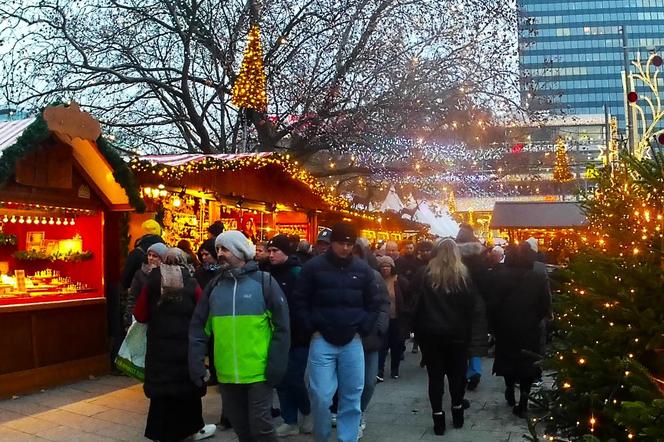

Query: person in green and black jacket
189;231;290;442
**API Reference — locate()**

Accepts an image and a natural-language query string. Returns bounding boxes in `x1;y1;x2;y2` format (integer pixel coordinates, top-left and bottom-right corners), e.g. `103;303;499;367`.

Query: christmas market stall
129;153;347;246
490;201;588;263
0;103;144;398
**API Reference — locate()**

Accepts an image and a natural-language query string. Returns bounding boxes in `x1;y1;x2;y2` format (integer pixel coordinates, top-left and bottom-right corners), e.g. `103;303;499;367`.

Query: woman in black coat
488;243;551;418
411;239;483;435
134;248;216;441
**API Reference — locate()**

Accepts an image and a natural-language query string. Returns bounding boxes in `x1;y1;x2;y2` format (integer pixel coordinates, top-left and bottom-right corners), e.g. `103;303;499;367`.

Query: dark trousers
378;319;405;376
418;335;468;413
276;346;310;424
504;375;534;409
220;382;277;442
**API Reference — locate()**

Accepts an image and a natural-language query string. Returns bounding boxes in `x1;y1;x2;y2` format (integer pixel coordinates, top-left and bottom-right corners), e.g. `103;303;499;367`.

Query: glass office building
518;0;664;124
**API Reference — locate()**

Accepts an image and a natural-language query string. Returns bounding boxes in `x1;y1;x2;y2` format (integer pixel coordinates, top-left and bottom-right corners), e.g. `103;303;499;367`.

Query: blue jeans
276;346;311;425
308;334;364;442
467;356;482;379
361;351;379;412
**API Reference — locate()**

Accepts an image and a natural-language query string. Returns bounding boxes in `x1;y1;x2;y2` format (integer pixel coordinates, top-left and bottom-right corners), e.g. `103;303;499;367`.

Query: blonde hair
426;239;468;293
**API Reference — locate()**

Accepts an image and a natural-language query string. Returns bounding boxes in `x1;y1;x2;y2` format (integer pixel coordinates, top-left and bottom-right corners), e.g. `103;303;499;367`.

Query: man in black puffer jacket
292;223;383;442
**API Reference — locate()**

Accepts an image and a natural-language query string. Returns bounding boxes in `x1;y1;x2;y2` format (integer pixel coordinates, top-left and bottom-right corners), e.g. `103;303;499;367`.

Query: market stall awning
132;152;347;212
490;201;587;229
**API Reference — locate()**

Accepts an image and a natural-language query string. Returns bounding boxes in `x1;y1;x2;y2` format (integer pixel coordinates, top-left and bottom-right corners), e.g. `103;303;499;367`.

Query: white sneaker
276;423;300;437
331;413;337;427
193;424;216;441
360;412;367;431
300;412;314;434
357;426;364;439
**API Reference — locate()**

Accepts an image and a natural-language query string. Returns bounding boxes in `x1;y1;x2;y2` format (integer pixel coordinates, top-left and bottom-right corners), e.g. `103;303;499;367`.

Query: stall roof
132;152;349;211
490;201;587;229
0;104;143;211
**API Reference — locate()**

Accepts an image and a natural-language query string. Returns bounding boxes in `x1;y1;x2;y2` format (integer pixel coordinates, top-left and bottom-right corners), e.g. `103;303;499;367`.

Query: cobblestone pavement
0;352;533;441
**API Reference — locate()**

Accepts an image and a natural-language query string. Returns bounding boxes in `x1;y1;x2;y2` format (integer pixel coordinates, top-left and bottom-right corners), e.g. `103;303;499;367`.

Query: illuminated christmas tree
232;24;267;112
553;136;574;183
447;190;457;213
531;56;664;440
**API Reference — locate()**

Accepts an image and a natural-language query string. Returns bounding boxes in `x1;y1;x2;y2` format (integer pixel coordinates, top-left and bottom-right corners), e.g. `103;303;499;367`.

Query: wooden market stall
319;209;428;246
129;153;346;246
490;201;588;263
0;103;144;398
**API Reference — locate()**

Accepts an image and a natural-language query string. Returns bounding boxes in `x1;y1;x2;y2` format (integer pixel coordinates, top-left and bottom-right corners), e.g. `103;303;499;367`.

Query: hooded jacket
266;255;308;348
292;248;383;346
189;261;290;386
121;234;165;290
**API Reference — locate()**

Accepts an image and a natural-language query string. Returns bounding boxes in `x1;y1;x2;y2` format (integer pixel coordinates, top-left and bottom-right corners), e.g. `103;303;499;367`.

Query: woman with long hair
412;239;482;436
134;248;216;441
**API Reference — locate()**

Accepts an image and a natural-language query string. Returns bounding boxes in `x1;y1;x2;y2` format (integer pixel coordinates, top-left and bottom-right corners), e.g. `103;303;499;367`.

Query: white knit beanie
215;230;256;261
525;237;539;253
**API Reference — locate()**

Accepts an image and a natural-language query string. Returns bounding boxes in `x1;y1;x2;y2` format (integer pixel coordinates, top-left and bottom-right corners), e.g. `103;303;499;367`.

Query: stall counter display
0;205;103;306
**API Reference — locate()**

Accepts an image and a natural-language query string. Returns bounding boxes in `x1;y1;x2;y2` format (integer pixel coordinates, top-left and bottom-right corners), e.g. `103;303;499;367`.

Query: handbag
114;321;147;381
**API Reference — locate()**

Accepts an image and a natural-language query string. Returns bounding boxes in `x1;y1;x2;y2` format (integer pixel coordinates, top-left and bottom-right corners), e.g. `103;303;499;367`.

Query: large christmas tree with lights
532;152;664;441
553;136;574;183
232;24;267;112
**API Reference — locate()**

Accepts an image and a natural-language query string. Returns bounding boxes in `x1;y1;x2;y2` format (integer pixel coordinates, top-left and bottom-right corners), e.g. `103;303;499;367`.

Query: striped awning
138;152;275;166
0;118;36;153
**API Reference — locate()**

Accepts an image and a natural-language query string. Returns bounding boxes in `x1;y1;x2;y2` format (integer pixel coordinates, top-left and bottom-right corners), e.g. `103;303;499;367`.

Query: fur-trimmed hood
457;241;484;257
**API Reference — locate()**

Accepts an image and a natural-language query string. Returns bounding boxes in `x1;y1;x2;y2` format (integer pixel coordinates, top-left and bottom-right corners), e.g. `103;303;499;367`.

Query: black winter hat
197;238;218;262
266;234;293;255
330;222;357;244
207;221;225;236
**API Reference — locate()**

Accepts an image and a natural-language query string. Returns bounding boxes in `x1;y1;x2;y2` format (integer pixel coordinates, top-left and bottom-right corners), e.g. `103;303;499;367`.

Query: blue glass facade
518;0;664;123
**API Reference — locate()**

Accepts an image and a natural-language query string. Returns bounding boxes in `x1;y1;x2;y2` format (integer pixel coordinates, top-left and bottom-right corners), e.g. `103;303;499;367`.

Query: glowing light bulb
63;218;69;226
173;198;181;208
2;215;7;222
56;218;62;225
10;215;16;223
70;218;75;226
26;216;32;224
41;217;47;224
48;217;54;225
18;216;24;224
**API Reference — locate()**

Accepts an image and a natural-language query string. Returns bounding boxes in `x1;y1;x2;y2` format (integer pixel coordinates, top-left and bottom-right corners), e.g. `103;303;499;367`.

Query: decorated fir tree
553;136;574;183
231;24;267;112
532;152;664;441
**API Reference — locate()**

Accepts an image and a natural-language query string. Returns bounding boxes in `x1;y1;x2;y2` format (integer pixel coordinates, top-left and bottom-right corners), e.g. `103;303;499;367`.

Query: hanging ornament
231;24;268;111
652;55;663;67
627;91;638;103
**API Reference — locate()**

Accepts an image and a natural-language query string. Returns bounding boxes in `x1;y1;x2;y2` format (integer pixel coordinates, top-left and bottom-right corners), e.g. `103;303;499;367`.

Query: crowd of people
119;219;552;442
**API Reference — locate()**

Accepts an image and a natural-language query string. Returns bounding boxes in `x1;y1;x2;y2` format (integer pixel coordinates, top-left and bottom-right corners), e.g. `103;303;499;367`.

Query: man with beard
189;231;290;442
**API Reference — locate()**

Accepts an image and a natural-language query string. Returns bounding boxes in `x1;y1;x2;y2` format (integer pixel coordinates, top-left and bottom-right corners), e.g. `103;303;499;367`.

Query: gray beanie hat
215;230;256;261
147;242;169;260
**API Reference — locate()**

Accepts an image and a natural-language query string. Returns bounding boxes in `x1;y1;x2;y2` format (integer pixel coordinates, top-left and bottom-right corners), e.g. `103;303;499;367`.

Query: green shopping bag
114;321;147;381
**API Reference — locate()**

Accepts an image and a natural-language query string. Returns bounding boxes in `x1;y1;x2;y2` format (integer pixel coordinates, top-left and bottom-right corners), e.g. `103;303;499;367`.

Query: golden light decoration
553;136;574;183
232;24;268;111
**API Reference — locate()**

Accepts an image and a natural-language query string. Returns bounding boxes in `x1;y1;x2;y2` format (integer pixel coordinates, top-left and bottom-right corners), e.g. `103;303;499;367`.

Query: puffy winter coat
361;270;390;352
292;249;383;346
135;268;204;399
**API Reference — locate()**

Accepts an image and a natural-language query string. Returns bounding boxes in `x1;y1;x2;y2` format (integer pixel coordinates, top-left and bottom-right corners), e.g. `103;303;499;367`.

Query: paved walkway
0;352;531;441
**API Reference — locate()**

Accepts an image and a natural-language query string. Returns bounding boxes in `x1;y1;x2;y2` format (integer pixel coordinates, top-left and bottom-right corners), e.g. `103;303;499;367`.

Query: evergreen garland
96;136;146;213
0;233;17;246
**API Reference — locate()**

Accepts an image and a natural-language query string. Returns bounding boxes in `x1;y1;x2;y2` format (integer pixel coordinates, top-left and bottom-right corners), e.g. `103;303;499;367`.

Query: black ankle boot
432;412;445;435
452;407;464;428
505;388;516;406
